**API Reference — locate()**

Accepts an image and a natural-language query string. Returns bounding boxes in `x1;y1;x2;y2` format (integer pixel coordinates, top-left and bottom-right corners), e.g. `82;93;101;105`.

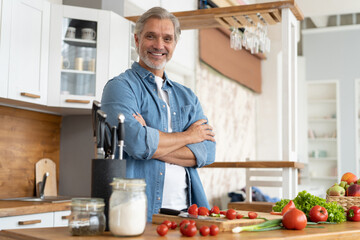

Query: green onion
232;219;282;233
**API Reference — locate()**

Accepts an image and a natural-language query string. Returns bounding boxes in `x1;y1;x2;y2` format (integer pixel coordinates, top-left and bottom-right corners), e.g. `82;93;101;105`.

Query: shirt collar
132;62;174;87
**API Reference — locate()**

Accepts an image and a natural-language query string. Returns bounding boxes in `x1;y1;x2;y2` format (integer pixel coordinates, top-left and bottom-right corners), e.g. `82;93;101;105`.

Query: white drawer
54;210;71;227
0;212;54;230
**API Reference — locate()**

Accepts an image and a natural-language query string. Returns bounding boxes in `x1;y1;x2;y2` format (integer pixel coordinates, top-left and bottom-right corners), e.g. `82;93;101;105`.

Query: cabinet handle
62;215;70;220
65;99;90;104
20;92;40;99
18;219;42;225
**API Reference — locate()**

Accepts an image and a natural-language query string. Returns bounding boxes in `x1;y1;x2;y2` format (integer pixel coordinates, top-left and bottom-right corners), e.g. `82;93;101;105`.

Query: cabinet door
0;0;11;98
0;212;54;230
7;0;50;105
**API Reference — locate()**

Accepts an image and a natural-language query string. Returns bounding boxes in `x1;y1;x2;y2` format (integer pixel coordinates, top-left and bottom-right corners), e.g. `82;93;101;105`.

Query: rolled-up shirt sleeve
101;78;159;160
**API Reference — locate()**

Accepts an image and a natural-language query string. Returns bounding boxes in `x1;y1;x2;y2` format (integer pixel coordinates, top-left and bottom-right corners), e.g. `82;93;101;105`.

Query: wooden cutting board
152;210;282;232
35;158;57;197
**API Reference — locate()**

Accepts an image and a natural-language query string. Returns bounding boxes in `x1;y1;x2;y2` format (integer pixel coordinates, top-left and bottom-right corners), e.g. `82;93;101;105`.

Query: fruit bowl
326;195;360;211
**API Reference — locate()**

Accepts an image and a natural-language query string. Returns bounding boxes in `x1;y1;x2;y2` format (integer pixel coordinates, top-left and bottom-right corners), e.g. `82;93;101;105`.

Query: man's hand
185;119;215;144
133;112;147;126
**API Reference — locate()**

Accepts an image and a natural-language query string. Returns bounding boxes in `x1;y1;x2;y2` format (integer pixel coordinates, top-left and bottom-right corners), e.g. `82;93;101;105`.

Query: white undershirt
154;76;187;210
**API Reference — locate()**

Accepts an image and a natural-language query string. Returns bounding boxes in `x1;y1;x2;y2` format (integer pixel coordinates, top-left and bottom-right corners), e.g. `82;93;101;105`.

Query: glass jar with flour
109;178;147;236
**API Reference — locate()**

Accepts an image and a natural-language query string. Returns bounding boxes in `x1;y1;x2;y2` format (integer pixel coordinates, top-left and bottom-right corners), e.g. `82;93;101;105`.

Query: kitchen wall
197;62;256;208
302;26;360;175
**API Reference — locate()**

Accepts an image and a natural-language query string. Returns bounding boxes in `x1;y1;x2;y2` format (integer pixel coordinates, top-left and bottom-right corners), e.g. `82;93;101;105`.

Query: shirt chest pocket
180;105;194;130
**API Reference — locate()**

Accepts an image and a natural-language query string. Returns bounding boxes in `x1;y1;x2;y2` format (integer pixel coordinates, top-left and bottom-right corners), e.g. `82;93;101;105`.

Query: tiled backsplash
196;62;256;209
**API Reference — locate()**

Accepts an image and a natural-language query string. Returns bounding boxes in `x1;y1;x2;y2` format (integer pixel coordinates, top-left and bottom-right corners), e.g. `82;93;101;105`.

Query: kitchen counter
1;222;360;239
0;201;70;217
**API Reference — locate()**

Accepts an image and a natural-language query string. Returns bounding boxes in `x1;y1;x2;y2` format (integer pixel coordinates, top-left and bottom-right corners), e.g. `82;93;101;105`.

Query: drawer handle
20;92;40;99
62;215;70;220
18;219;42;225
65;99;90;104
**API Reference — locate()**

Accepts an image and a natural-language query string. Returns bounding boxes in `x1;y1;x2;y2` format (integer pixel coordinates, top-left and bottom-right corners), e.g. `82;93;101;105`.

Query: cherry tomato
198;207;210;216
309;205;328;222
210;206;220;215
188;204;198;216
282;208;307;230
226;209;237;220
220;211;227;215
209;224;219;236
179;219;190;228
236;214;244;219
156;224;169;236
170;221;177;229
162;220;172;228
281;200;296;216
180;223;197;237
248;211;258;219
199;225;210;236
347;206;360;221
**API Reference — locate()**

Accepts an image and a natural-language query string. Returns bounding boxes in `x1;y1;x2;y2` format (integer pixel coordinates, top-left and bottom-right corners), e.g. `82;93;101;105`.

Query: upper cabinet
48;4;130;109
0;0;50;105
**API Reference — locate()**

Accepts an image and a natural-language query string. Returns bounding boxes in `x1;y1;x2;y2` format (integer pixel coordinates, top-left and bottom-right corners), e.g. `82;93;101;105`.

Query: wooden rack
125;0;303;30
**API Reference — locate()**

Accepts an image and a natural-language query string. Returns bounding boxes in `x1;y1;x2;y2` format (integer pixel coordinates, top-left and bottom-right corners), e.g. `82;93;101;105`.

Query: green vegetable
272;191;346;223
232;219;282;233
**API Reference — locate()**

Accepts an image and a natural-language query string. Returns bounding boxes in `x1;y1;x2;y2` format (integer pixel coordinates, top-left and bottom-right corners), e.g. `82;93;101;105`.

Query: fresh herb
272;191;346;223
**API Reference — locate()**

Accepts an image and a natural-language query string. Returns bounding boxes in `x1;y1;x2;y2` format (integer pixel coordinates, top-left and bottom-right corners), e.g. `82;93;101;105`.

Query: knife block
91;159;126;231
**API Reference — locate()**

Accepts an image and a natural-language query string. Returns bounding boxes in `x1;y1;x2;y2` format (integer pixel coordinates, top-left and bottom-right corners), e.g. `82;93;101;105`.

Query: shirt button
173;112;176;115
162;105;165;108
153;89;156;91
164;128;167;131
157;197;161;200
160;172;163;176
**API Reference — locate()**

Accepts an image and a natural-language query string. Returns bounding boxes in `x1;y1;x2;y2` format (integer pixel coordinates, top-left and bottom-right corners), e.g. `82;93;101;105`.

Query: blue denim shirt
101;62;216;222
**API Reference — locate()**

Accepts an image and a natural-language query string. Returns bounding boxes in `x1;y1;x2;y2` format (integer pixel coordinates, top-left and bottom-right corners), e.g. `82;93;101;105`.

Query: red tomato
309;205;328;222
226;209;237;220
189;220;196;226
236;214;244;219
171;221;177;229
210;206;220;214
162;220;172;228
199;225;210;236
281;200;296;216
248;211;258;219
198;207;210;216
209;225;219;236
179;219;190;228
282;208;307;230
188;204;198;216
180;223;197;237
156;224;169;236
220;211;227;215
347;206;360;221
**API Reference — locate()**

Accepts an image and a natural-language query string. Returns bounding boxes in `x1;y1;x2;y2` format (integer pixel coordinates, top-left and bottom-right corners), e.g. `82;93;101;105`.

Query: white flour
109;199;147;236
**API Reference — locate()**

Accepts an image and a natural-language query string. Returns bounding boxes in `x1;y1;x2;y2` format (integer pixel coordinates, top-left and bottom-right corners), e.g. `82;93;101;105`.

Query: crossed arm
133;112;215;167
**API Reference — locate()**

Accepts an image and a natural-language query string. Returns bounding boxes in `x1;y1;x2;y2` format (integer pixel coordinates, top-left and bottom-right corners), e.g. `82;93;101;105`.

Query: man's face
135;18;176;76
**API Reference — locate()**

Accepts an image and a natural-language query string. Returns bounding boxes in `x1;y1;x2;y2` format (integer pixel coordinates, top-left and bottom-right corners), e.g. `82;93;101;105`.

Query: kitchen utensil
35;158;57;197
96;110;107;159
152;210;282;232
92;100;101;158
159;208;224;221
104;122;112;159
109;126;117;159
117;113;125;160
39;172;49;199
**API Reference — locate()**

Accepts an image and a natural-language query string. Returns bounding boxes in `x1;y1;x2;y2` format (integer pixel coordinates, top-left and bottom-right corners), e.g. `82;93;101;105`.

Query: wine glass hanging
230;16;271;54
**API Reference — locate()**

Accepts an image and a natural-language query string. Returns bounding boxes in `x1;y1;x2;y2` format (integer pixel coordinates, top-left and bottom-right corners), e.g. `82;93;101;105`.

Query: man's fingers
194;119;207;125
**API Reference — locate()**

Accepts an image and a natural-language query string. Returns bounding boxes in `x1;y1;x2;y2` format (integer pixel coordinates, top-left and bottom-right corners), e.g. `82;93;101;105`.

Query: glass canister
68;198;105;236
109;178;147;237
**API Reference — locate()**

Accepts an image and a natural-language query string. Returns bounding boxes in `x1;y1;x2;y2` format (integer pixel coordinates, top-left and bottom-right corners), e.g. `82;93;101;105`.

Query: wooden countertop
2;222;360;239
203;161;304;169
0;201;70;217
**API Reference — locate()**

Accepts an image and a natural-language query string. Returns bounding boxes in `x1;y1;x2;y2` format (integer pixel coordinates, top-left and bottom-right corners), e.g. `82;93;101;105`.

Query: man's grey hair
135;7;181;42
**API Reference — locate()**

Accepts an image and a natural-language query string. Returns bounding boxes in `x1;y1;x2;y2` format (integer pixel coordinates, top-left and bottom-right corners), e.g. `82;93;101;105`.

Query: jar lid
110;178;146;189
71;198;105;209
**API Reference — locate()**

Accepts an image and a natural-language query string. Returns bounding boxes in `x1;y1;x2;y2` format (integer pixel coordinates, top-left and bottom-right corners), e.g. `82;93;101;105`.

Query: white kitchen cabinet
303;80;340;189
48;4;130;109
53;210;71;227
355;79;360;177
0;212;54;230
0;0;50;105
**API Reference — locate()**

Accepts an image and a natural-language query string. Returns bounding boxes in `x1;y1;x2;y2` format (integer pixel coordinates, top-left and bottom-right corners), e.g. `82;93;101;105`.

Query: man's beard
138;47;168;70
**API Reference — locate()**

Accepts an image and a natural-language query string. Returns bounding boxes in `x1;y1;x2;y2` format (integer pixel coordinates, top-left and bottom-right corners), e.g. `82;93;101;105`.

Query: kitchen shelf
63;38;96;48
61;69;95;75
308;157;337;161
308;99;336;104
308;118;336;122
125;0;303;30
308;138;337;142
311;176;338;181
